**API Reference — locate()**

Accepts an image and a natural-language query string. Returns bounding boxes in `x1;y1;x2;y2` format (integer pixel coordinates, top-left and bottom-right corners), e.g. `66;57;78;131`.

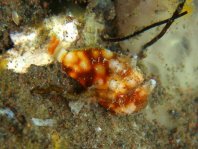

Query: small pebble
12;11;20;25
95;127;102;132
0;108;15;119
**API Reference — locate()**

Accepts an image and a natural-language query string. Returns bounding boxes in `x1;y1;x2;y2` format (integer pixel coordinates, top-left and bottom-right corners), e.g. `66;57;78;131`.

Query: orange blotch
48;36;60;55
61;48;112;87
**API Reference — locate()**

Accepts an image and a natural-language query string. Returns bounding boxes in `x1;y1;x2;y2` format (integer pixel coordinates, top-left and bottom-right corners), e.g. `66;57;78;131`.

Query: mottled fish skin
48;36;156;114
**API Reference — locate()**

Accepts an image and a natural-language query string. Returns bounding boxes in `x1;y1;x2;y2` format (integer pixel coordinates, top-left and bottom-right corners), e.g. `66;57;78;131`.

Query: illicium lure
48;36;156;114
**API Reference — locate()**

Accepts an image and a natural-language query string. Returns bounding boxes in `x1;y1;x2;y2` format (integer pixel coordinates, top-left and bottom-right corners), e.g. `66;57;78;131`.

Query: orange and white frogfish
48;36;156;114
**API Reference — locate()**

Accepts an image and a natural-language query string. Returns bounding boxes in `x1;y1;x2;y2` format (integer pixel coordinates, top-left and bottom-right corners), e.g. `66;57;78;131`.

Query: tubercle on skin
48;36;156;114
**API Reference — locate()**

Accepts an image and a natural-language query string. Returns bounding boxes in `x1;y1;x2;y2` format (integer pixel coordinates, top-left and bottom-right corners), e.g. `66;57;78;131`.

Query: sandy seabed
0;0;197;148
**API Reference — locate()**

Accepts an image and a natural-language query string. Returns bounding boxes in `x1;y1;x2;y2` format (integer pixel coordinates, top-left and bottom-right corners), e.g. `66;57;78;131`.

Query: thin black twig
142;0;187;49
102;11;187;42
102;0;187;54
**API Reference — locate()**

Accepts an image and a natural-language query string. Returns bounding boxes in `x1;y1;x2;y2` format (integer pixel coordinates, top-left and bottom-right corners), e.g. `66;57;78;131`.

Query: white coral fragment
4;14;79;73
69;101;84;115
32;118;56;127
